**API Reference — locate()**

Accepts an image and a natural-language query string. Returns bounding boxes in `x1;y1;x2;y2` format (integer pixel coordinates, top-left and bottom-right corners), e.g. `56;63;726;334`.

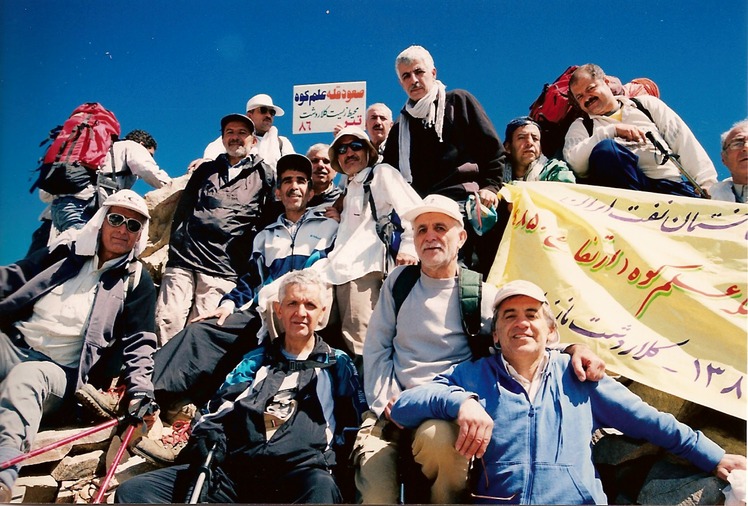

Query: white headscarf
49;189;150;259
256;126;283;170
398;80;447;183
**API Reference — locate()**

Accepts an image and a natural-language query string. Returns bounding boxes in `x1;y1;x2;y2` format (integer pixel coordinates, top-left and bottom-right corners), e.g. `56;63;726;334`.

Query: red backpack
30;102;121;195
528;67;660;158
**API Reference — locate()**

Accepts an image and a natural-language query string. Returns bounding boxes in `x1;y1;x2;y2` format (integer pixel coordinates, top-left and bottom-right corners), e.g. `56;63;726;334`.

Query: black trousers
114;462;342;504
152;307;261;415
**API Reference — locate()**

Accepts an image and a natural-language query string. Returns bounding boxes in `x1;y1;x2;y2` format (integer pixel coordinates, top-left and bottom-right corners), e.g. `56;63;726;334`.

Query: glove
188;430;227;466
125;392;159;425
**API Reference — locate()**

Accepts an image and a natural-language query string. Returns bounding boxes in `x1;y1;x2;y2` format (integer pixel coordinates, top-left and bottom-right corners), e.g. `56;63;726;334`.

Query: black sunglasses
335;141;365;155
256;106;276;117
106;213;143;233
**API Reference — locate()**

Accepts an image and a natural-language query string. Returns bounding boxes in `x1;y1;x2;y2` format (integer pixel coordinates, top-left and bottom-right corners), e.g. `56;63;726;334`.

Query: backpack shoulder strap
458;268;482;337
582;116;594;136
362;166;378;222
392;264;421;317
124;260;142;299
630;97;656;124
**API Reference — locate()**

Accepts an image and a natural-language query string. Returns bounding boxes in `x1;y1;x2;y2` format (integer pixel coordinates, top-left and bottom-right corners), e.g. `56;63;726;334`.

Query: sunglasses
256;106;276;117
106;213;143;233
310;157;331;165
335;141;365;155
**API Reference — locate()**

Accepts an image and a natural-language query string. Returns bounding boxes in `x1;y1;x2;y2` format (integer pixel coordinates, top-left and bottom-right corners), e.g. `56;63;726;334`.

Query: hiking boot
0;483;12;503
132;420;191;466
75;384;126;420
163;403;197;425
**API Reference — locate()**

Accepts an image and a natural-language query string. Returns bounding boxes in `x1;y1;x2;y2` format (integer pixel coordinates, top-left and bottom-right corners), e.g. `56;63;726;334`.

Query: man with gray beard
155;114;276;344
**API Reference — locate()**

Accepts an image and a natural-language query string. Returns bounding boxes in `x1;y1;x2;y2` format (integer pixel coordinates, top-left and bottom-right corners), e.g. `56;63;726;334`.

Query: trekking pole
90;422;138;503
645;131;709;198
0;416;122;471
187;443;217;504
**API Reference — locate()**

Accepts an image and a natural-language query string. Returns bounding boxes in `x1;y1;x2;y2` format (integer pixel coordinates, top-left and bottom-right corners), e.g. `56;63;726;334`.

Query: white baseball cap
401;194;463;224
493;280;548;309
245;93;285;117
103;189;150;220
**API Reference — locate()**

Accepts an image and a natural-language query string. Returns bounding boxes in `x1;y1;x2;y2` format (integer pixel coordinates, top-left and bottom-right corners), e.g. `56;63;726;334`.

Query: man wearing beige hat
198;93;295;171
316;126;421;368
356;195;606;504
0;189;159;501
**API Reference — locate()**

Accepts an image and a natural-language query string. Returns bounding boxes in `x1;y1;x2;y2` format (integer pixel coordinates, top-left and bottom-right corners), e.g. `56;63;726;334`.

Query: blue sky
1;0;746;264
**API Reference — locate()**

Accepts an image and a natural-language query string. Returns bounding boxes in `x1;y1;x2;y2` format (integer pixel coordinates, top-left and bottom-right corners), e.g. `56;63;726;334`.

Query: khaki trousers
353;411;469;504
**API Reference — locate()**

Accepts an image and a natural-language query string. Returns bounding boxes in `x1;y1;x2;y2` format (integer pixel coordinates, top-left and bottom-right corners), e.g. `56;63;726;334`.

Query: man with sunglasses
317;126;422;369
0;189;159;502
196;94;295;173
156;113;276;345
711;119;748;203
564;64;717;197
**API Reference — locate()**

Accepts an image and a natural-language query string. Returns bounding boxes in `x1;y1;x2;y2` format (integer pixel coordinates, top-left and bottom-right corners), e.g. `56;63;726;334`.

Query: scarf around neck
398;80;447;183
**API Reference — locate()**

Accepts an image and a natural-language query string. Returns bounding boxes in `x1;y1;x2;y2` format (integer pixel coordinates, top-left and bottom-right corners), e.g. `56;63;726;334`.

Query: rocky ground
6;380;744;504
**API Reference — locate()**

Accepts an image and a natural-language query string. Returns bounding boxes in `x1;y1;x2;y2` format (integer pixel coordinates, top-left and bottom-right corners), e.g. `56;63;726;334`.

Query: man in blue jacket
115;270;368;504
391;279;746;504
0;190;159;502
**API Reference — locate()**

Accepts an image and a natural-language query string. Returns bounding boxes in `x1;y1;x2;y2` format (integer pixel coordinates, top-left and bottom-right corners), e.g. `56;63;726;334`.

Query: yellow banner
488;182;747;420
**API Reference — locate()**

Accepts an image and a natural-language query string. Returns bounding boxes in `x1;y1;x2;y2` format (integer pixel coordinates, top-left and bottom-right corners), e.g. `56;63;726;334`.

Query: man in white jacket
563;64;717;198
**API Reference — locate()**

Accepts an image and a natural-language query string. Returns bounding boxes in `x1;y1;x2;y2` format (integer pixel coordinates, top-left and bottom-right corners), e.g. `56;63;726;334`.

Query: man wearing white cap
198;93;295;171
391;279;745;504
0;189;159;501
357;196;605;504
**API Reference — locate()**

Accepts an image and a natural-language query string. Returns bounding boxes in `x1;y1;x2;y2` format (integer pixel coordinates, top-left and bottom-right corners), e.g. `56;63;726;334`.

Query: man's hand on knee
455;398;493;459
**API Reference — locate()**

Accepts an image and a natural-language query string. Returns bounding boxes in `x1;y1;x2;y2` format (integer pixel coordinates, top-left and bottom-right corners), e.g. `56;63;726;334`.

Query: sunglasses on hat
335;141;365;155
106;213;143;233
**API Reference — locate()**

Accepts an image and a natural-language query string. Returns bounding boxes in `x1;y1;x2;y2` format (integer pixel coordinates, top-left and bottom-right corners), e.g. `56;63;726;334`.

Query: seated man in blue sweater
391;279;745;504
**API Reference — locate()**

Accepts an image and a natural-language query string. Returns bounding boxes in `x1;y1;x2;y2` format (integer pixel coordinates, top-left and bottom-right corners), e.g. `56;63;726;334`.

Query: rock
51;450;104;481
24;425;116;466
53;488;75;503
113;455;161;484
140;174;189;284
637;459;726;505
14;475;58;503
626;381;704;425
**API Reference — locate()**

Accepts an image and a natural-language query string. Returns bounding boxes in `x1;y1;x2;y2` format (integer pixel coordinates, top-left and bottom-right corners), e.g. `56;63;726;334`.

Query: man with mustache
133;154;342;466
155;114;276;345
383;45;507;277
0;190;159;502
711;119;748;203
196;94;295;173
305;143;343;208
319;126;422;369
564;64;717;197
502;116;575;183
365;103;394;155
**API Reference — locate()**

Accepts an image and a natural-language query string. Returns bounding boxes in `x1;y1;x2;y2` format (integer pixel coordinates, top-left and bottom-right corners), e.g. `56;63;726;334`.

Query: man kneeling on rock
115;269;367;504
